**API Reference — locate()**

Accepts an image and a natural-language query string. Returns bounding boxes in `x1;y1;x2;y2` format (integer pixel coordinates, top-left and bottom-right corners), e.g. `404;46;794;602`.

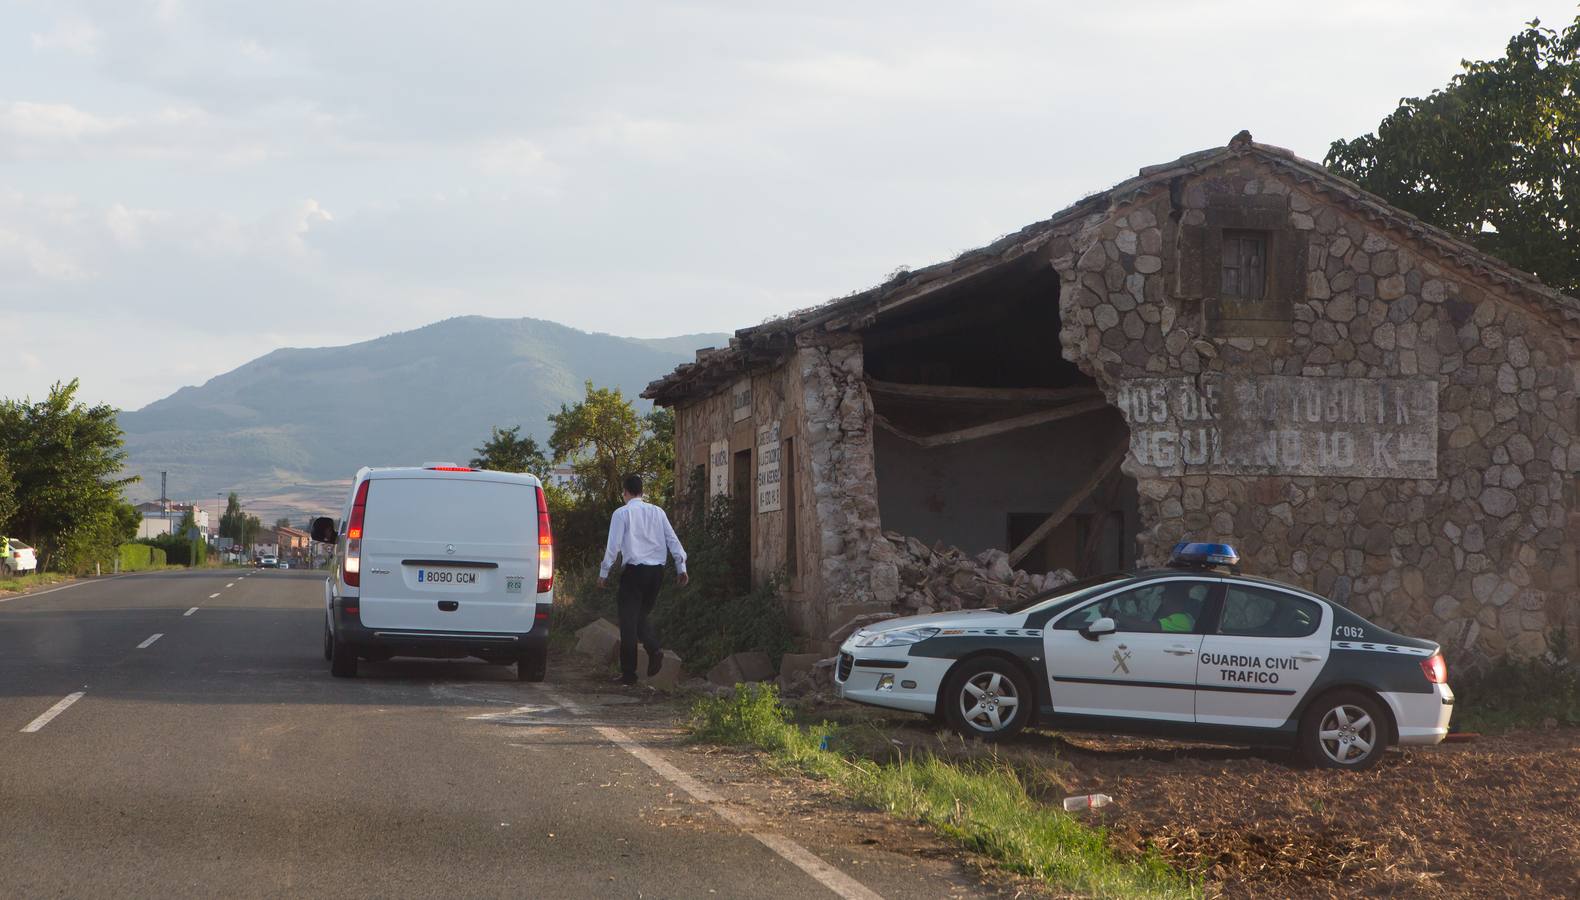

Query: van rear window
361;479;537;545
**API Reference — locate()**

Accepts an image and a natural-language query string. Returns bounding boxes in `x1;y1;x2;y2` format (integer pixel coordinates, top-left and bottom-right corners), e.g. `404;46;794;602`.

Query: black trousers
617;564;664;679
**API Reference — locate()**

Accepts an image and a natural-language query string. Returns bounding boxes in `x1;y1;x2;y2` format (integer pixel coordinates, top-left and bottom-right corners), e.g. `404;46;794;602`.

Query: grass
691;684;1198;899
0;571;74;594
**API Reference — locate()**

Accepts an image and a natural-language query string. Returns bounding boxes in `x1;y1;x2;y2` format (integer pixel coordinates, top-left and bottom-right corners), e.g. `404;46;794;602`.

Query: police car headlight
855;627;940;648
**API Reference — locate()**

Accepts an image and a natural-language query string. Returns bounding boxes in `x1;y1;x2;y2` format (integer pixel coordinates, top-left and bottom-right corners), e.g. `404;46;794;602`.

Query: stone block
574;618;621;664
636;648;684;689
707;651;775;687
777;652;821;681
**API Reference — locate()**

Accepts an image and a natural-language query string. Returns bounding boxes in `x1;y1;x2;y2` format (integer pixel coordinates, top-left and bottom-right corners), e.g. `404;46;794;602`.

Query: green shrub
1454;651;1580;731
118;543;166;571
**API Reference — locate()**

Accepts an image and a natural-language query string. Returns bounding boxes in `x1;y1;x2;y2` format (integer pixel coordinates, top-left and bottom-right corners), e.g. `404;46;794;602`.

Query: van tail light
535;485;554;593
1421;652;1447;684
343;479;370;588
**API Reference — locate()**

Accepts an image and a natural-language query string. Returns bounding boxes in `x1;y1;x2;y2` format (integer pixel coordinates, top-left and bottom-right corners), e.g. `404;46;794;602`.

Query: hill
118;316;723;520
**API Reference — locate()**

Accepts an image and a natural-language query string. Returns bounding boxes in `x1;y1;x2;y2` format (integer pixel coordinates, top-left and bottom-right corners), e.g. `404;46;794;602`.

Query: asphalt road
0;570;976;899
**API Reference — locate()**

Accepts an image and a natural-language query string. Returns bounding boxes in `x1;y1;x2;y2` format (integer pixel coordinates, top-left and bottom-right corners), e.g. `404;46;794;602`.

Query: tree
548;382;672;512
0;455;17;536
470;426;549;474
275;517;292;530
1326;15;1580;295
220;493;245;542
0;380;137;570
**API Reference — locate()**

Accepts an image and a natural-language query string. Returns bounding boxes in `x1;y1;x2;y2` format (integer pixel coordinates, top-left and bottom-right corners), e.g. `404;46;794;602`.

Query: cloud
30;15;100;56
0;101;124;141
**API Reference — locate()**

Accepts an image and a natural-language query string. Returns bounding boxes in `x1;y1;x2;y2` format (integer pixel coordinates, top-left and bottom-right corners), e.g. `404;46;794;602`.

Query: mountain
118;317;724;518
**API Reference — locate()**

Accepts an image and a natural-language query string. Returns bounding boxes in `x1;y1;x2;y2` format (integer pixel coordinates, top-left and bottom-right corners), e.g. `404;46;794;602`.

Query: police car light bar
1168;541;1241;570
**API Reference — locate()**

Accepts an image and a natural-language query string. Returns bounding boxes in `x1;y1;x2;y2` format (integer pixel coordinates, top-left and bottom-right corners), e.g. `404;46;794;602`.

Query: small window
1218;584;1321;638
1056;580;1214;634
1220;231;1267;301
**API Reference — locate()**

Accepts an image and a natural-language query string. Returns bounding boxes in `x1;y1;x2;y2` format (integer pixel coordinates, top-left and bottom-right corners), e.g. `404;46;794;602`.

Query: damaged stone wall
1056;155;1580;663
795;333;902;634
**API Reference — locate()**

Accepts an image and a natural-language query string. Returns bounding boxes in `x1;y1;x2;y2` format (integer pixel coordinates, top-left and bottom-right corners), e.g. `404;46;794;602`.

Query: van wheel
329;635;358;678
1299;690;1388;770
518;648;547;682
942;656;1030;741
322;620;334;661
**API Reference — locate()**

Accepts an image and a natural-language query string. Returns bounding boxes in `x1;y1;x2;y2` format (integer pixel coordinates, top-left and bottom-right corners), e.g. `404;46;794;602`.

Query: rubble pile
887;531;1075;613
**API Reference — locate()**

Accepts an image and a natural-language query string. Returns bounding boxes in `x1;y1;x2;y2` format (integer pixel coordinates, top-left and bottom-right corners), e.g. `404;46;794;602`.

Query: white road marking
209;593;220;599
137;633;163;649
540;688;884;900
21;692;86;733
184;607;198;616
0;573;136;604
226;582;235;588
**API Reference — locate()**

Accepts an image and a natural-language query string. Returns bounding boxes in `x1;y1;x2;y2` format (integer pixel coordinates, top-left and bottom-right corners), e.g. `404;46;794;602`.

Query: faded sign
1117;375;1438;478
731;379;753;423
756;421;782;513
708;440;729;497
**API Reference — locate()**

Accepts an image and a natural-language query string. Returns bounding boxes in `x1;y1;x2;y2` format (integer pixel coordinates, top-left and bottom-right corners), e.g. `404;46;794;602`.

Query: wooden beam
866;379;1102;405
1007;438;1129;569
1077;469;1125;576
913;397;1110;448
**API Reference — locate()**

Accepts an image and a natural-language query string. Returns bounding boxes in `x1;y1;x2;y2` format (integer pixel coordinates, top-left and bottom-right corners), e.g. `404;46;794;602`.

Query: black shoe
611;674;637;686
646;651;664;678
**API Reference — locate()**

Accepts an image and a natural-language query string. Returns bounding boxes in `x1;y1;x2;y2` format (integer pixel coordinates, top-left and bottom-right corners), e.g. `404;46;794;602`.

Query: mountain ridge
119;316;724;514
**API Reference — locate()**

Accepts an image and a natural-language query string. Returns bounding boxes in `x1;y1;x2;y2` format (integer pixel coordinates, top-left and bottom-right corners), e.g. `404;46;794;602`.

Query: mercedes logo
446;544;455;555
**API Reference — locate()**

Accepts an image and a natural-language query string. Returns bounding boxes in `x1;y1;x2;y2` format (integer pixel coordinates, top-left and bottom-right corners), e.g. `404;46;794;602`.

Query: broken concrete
707;651;776;687
636;647;684;690
573;619;621;665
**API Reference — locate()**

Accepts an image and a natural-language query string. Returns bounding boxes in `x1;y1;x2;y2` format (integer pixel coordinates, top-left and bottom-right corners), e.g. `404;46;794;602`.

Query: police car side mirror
310;516;338;544
1080;617;1117;641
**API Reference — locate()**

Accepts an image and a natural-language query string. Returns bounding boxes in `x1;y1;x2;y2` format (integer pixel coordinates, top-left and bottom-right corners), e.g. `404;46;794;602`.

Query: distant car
312;464;554;681
260;556;279;568
835;542;1453;771
2;540;38;576
277;561;290;570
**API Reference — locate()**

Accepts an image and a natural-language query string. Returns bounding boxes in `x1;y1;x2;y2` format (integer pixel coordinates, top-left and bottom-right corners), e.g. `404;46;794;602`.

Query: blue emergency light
1168;541;1240;570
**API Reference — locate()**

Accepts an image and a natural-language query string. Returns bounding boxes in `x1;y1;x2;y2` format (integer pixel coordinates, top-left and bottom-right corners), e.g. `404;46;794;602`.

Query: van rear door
356;475;541;633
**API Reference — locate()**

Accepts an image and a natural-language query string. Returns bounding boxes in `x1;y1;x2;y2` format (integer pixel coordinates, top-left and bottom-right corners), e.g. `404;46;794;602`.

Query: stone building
644;134;1580;662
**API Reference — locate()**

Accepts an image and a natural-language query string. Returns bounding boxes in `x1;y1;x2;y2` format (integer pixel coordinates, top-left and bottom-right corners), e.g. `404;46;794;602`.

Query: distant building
134;502;208;540
544;464;579;489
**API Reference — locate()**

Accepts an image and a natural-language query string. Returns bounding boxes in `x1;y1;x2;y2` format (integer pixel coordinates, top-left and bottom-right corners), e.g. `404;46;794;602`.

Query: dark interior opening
866;258;1138;576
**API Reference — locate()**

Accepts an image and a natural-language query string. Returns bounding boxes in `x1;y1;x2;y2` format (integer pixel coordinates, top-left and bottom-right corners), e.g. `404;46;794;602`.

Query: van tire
330;635;358;678
518;648;547;682
322;620;334;661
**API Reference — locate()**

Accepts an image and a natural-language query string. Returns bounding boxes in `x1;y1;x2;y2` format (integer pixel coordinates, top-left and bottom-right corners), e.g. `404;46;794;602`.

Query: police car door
1043;578;1218;723
1195;581;1328;729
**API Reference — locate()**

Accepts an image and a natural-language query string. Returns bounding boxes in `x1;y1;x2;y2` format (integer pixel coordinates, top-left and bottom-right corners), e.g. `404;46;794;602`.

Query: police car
835;543;1453;770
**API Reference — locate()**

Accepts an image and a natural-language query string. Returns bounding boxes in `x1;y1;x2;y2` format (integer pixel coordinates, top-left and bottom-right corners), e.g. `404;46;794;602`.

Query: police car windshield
998;572;1135;615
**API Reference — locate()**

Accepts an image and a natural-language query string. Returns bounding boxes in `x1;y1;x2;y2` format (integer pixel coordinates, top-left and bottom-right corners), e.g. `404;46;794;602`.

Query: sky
3;0;1575;411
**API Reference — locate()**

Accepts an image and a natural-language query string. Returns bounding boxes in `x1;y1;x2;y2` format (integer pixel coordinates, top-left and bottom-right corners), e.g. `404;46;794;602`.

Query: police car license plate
416;568;479;586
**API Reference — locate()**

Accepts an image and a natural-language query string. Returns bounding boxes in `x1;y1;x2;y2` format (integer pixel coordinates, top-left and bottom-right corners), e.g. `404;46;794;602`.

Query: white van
310;465;554;680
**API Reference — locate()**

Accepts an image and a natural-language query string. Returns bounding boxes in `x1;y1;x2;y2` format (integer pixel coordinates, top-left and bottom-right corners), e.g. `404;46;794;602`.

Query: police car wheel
1300;690;1387;770
943;657;1030;741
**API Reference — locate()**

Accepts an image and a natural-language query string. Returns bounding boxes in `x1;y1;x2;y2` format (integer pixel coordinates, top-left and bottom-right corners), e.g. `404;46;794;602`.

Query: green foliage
138;532;203;566
55;501;143;574
274;517;291;530
548;381;673;512
470;425;549;474
0;380;137;571
689;686;1196;898
1326;15;1580;295
118;542;167;571
0;455;17;534
1454;652;1580;732
219;493;263;546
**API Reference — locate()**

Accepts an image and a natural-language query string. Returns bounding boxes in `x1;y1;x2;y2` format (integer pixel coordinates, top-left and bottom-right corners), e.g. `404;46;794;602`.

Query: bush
118;543;166;571
1454;651;1580;732
548;474;797;673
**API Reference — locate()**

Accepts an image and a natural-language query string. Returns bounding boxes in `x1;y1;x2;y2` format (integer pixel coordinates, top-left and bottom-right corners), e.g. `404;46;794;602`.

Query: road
0;570;984;899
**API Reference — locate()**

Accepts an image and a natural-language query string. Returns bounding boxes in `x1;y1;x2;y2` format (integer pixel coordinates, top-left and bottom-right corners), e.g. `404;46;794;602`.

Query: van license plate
417;568;479;585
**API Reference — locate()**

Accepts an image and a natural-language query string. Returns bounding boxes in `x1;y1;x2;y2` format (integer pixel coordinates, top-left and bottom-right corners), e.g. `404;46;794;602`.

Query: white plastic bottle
1063;793;1113;812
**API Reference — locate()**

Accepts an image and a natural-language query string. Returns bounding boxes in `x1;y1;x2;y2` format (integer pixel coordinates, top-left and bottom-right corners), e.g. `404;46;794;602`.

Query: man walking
597;475;688;685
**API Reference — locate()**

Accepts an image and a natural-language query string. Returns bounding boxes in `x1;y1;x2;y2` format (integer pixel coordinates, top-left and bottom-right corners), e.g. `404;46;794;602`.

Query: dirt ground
812;700;1580;899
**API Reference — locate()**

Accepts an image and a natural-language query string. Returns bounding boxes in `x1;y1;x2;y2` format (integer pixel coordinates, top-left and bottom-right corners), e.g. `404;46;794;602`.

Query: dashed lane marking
539;688;884;900
21;692;85;733
226;582;235;588
184;607;198;616
209;593;220;599
137;633;163;649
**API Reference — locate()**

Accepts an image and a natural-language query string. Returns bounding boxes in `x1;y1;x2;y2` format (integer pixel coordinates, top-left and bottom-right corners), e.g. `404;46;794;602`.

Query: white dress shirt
599;497;687;578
